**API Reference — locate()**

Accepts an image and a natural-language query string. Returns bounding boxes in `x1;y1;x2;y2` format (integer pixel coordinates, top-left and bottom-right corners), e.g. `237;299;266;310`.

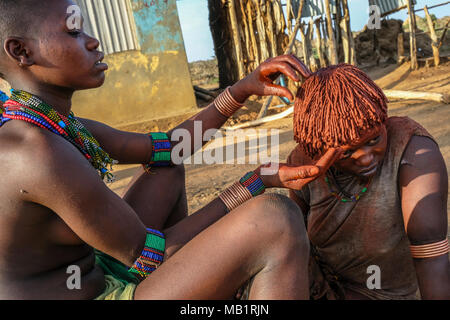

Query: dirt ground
108;61;450;233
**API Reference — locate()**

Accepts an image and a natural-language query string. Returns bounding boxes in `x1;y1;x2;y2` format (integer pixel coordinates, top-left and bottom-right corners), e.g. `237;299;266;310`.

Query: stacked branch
208;0;355;88
209;0;289;88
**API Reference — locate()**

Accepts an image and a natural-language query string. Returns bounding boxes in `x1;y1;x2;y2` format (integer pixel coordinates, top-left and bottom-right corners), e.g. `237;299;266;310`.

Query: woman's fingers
261;60;301;83
263;83;294;101
315;148;343;173
280;165;320;182
270;54;312;79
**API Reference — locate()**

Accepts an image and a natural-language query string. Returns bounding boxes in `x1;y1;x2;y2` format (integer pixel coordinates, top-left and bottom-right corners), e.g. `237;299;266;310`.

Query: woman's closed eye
367;135;381;146
68;29;82;37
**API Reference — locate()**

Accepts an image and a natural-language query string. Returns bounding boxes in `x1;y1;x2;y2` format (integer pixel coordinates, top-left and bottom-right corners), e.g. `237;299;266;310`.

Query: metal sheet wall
368;0;416;15
291;0;416;18
291;0;338;18
75;0;139;55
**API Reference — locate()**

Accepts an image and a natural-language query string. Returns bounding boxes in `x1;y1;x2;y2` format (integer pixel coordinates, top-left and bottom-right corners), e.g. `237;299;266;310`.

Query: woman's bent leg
134;193;310;300
122;164;188;229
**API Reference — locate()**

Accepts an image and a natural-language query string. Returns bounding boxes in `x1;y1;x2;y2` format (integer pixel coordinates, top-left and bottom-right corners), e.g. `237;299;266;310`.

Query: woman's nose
86;34;100;51
353;149;374;167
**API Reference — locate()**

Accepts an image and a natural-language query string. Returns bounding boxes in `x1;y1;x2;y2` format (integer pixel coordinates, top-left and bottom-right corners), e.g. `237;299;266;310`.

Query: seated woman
0;0;338;300
287;64;449;300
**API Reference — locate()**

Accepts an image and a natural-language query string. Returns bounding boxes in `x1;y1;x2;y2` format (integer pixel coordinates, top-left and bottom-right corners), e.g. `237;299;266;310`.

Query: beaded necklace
0;89;116;182
324;170;372;203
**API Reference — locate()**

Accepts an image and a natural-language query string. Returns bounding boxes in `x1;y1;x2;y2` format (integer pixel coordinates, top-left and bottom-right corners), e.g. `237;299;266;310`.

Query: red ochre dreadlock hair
294;63;388;159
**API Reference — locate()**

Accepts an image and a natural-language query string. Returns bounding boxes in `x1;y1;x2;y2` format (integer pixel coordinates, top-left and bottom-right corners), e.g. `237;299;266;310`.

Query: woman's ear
4;37;34;67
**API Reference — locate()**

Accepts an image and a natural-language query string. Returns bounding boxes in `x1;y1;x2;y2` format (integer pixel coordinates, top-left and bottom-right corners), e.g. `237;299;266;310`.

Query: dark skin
0;0;342;299
289;124;450;299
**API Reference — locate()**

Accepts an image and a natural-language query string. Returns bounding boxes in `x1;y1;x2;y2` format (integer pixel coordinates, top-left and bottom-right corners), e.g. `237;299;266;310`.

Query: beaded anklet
219;171;266;212
143;132;172;173
410;239;449;259
129;228;165;278
214;86;244;118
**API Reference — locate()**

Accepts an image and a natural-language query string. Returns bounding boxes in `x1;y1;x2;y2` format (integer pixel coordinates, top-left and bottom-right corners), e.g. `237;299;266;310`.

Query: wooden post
286;0;293;34
342;0;355;64
423;5;440;66
299;24;310;67
325;0;338;64
335;0;343;62
254;0;270;62
321;18;329;65
406;0;418;70
339;18;349;64
285;0;305;54
239;0;252;71
228;0;246;79
308;18;319;71
266;1;278;58
246;0;260;66
397;33;405;64
314;18;326;67
438;19;450;49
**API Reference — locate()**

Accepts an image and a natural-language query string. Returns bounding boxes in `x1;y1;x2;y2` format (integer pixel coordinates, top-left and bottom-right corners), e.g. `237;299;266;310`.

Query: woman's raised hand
229;54;312;103
256;148;343;191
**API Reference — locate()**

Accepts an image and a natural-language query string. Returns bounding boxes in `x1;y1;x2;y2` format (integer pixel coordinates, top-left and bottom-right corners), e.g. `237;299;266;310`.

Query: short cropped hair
0;0;49;78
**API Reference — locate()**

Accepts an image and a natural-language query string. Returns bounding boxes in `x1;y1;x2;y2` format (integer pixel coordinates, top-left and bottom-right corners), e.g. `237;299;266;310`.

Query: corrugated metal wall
291;0;338;18
291;0;415;18
368;0;416;15
75;0;140;55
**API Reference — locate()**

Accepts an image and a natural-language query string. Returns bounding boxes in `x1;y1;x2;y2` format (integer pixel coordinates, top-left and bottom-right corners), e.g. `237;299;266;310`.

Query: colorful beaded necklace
0;89;116;182
324;170;372;203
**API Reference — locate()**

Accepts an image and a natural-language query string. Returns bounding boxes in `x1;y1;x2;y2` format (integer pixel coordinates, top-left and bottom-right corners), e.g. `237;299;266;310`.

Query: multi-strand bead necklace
324;170;372;203
0;90;116;182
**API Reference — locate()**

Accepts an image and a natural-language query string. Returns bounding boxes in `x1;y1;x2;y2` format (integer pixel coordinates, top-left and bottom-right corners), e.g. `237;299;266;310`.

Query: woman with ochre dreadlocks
287;64;449;300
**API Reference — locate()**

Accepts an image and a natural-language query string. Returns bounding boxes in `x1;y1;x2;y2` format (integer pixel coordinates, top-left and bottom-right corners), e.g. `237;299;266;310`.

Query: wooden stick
324;0;338;64
285;0;305;54
307;18;318;71
384;90;449;104
194;86;218;98
246;0;260;66
438;19;450;49
397;33;405;64
406;0;418;70
225;106;294;131
286;0;293;34
342;0;355;64
239;0;253;72
298;23;310;68
423;5;440;66
228;0;246;79
256;0;304;120
314;18;326;68
266;1;278;58
254;0;270;62
194;91;214;101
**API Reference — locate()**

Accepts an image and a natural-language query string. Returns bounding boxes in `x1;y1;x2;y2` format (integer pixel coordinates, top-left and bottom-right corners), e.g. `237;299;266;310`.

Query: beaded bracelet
129;228;166;278
143;132;172;173
219;171;266;212
410;239;449;259
214;86;244;118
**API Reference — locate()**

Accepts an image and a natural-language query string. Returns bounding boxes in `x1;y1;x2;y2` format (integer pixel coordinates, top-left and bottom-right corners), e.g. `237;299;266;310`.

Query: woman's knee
241;193;308;243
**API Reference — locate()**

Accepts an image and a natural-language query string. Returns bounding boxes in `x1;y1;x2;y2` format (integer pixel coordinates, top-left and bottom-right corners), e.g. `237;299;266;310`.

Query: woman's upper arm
78;117;151;164
399;136;447;241
399;135;449;299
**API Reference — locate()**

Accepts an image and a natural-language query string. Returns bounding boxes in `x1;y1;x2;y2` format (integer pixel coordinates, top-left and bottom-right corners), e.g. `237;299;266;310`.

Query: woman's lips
359;163;378;175
94;61;108;71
